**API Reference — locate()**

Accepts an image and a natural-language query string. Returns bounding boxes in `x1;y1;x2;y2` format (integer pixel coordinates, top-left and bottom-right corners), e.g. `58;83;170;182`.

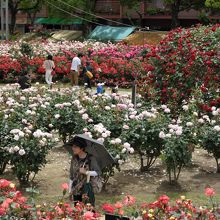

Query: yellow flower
169;217;176;220
149;209;154;213
142;210;147;214
180;195;186;200
148;214;153;218
9;183;15;188
36;205;41;208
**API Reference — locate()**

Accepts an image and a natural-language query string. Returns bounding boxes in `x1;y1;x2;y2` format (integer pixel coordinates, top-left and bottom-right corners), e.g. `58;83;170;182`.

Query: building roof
35;18;82;25
88;26;136;41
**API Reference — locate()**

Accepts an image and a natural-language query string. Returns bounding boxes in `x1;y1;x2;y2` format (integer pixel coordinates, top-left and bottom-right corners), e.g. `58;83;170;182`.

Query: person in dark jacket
82;61;93;89
68;137;101;206
18;72;31;90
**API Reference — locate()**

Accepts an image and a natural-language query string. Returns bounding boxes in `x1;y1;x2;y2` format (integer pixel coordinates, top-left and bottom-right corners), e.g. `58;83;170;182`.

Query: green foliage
20;43;33;58
205;0;220;8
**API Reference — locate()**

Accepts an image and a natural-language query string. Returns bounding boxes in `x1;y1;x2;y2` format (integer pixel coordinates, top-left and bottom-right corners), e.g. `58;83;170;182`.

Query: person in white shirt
70;53;83;86
43;55;55;89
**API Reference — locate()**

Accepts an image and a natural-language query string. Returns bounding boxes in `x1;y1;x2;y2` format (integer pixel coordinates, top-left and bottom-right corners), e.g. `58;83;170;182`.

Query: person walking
66;137;101;206
43;54;55;89
82;61;93;89
70;53;83;86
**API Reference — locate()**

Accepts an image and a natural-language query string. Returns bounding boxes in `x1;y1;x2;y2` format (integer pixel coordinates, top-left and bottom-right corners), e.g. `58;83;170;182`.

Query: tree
47;0;98;35
120;0;145;27
9;0;43;34
205;0;220;8
164;0;206;28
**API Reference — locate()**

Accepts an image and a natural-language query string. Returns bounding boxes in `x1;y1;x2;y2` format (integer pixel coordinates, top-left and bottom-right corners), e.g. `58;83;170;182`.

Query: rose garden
0;24;220;219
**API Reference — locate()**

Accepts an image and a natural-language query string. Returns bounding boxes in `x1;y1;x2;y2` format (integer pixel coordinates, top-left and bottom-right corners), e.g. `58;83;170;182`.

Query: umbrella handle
87;173;91;183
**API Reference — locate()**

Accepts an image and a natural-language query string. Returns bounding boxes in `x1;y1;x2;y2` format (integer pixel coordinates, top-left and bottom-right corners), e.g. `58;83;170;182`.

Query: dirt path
30;146;220;205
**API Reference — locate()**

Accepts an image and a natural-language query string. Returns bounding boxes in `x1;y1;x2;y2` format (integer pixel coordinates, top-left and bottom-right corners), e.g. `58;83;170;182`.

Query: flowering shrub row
1;84;220;186
0;178;219;219
0;41;153;87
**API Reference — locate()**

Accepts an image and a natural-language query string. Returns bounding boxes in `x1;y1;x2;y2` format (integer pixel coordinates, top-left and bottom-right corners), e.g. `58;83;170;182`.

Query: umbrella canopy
64;134;115;170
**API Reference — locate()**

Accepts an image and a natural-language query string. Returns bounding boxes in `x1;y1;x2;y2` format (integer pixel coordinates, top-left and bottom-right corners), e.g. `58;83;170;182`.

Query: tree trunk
171;0;181;29
171;5;180;29
215;158;220;173
10;9;17;35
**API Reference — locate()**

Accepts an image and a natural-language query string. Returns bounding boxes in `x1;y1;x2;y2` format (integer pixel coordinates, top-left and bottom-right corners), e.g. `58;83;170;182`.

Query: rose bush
142;24;220;109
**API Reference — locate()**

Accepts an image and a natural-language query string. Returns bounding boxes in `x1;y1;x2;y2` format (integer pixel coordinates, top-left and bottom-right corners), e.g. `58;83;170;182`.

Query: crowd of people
18;53;108;94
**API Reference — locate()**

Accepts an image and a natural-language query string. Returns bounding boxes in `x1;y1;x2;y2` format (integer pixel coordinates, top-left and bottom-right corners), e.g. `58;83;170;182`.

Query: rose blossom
61;183;69;190
18;149;26;156
123;142;130;149
186;122;193;127
213;125;220;132
55;114;60;119
205;187;215;197
159;131;165;139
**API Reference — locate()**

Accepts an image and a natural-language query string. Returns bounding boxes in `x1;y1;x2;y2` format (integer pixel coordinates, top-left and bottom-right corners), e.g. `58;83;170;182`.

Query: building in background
94;0;219;30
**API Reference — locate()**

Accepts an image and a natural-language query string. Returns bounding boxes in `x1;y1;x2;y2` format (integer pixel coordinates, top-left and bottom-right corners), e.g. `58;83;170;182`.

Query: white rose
115;138;122;144
49;124;53;128
175;129;182;136
22;119;27;124
186;122;193;127
82;114;89;120
83;128;88;132
123;142;131;149
115;154;120;159
102;133;108;138
193;112;198;117
88;119;93;123
4;115;9;119
198;118;204;124
182;105;189;111
161;105;167;109
211;106;216;111
165;133;171;138
169;129;174;133
110;140;116;145
159;131;166;139
212;111;218;116
13;146;20;152
14;135;20;141
105;106;111;110
121;148;127;153
118;160;123;165
211;120;216;125
18;149;26;156
213;125;220;132
55;114;60;119
164;108;171;113
129;147;134;154
123;125;129;130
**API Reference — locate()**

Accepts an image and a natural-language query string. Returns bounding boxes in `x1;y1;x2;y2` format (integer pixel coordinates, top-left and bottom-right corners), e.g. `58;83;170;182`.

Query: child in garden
95;80;104;94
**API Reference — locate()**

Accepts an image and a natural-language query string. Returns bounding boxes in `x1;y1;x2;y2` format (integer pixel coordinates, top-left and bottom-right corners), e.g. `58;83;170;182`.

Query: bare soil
2;146;220;206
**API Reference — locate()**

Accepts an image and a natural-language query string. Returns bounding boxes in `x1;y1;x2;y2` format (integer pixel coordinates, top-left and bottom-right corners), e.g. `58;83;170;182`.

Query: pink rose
61;183;69;190
83;211;94;220
205;187;215;197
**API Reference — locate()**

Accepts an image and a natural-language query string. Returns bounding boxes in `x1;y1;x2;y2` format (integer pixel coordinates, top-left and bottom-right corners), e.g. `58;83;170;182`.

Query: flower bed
0;178;219;219
0;41;153;87
1;84;220;186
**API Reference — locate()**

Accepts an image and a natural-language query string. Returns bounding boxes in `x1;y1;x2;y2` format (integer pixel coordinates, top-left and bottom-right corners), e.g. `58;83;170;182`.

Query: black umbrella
64;134;115;170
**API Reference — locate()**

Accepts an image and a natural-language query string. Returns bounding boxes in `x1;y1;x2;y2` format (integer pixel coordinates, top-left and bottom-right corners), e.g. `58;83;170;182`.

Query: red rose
159;195;170;204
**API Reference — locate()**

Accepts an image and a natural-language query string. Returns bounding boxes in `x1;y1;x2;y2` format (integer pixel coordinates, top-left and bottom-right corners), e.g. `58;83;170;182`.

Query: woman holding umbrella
65;136;101;206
